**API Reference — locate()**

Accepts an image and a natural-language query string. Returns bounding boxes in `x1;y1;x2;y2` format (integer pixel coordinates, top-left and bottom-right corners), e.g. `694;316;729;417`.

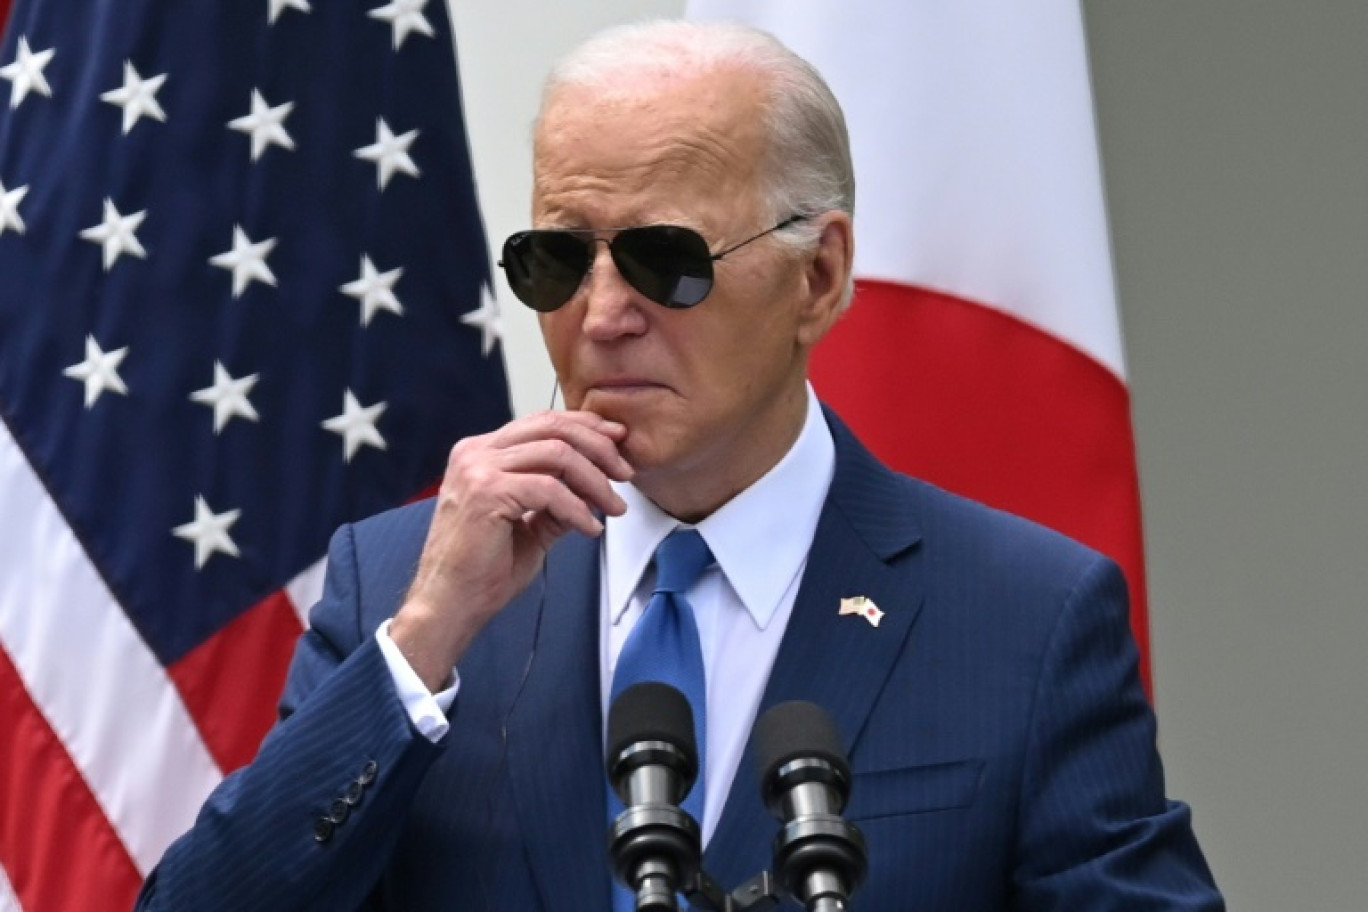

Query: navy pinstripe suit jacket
137;411;1222;910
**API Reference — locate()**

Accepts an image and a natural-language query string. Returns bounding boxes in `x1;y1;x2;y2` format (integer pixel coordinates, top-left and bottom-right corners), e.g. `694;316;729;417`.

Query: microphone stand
679;848;857;912
682;870;780;912
607;690;864;912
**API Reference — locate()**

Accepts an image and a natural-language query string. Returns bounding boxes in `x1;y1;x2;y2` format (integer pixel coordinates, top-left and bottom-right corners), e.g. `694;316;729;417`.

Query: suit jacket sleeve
134;520;444;912
1011;555;1223;910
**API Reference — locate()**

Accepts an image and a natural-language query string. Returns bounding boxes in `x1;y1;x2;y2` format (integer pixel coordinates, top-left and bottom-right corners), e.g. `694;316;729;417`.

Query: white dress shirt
379;385;835;847
600;385;835;844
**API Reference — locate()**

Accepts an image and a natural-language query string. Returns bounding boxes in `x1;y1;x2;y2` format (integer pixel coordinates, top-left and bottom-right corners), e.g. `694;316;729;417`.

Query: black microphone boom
754;701;867;912
606;682;704;912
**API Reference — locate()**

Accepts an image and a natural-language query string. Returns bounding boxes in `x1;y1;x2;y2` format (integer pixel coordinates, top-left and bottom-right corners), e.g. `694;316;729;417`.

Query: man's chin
616;428;662;474
573;390;691;474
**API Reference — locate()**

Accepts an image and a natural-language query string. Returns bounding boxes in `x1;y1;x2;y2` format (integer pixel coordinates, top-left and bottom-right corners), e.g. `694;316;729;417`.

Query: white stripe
285;556;328;629
0;420;223;876
0;862;20;912
687;0;1126;378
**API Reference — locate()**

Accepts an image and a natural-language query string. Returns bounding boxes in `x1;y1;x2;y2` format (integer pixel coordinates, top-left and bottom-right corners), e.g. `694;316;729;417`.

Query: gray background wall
1085;3;1368;908
451;2;1368;908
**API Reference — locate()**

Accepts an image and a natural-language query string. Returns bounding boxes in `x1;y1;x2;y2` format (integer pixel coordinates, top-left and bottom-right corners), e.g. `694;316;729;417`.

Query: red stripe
0;648;143;912
167;591;303;774
0;0;12;39
812;279;1151;691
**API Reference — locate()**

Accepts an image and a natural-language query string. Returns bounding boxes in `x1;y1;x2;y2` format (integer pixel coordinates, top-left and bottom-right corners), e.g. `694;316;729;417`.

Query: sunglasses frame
498;214;808;313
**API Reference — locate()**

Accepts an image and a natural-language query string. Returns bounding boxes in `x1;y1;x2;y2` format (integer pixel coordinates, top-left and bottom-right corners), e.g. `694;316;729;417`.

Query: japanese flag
687;0;1151;682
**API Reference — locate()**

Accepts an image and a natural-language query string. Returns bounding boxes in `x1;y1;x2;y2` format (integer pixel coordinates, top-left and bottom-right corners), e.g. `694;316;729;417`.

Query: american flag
0;0;511;908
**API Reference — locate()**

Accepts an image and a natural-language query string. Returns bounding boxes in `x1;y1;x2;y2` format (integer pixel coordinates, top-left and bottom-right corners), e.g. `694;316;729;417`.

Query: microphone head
754;701;851;807
604;683;704;898
755;702;868;905
607;681;698;775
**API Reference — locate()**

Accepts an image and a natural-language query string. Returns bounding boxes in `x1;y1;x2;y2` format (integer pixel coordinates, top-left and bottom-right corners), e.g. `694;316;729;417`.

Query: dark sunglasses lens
501;231;592;312
613;225;714;308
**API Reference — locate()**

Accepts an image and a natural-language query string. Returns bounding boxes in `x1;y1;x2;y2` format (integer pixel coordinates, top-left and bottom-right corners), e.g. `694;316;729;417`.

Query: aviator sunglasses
498;214;807;313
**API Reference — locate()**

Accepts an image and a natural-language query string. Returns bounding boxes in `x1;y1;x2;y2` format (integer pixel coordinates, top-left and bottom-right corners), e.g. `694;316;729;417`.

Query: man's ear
795;211;854;349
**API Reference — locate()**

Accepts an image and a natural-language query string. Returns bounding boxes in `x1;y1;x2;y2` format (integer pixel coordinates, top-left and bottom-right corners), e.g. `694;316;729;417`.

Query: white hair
539;19;856;308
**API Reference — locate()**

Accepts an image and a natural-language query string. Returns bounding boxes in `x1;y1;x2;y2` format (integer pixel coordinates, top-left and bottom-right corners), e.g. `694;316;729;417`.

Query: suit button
313;817;335;843
328;798;350;824
359;760;378;785
345;780;365;806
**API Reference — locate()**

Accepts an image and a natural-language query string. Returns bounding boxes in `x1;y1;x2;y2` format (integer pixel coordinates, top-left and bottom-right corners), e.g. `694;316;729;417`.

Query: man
137;20;1222;911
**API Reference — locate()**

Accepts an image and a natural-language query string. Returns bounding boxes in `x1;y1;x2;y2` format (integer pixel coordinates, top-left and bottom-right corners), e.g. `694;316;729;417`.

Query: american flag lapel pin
839;595;884;628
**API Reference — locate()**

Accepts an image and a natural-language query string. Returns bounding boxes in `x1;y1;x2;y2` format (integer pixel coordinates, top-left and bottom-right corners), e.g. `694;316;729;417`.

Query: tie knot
652;529;713;595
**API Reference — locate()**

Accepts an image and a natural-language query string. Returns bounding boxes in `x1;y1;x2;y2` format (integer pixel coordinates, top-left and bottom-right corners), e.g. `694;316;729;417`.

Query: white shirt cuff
375;618;459;742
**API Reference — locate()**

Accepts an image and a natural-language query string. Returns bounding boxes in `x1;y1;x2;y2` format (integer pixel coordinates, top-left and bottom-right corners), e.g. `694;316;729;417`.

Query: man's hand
389;410;633;691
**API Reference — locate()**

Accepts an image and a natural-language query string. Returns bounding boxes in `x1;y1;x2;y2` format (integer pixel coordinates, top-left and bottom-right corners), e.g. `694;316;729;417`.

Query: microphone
606;682;703;912
754;701;867;912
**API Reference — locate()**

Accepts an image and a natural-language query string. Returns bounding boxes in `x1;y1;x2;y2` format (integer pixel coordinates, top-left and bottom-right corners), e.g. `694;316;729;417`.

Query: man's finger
496;438;628;517
484;410;633;481
502;474;606;538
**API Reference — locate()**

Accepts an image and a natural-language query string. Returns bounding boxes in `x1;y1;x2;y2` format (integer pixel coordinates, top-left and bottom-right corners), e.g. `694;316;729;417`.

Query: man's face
532;70;821;516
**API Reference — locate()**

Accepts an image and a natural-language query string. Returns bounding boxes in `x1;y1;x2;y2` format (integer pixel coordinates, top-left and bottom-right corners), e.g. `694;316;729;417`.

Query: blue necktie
609;529;713;910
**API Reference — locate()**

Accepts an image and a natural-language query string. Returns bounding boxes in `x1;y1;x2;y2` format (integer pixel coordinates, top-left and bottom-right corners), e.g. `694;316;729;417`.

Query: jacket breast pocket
844;759;985;821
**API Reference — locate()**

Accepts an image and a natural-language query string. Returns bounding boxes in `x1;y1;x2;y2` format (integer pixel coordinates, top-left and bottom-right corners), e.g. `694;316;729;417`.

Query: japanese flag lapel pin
839;595;884;628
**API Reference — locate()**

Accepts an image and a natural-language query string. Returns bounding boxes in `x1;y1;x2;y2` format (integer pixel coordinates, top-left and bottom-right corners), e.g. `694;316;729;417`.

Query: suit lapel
705;412;925;889
503;532;612;911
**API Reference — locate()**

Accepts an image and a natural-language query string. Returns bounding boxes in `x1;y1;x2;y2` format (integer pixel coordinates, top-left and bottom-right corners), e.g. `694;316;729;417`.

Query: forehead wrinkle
533;74;770;227
534;145;755;231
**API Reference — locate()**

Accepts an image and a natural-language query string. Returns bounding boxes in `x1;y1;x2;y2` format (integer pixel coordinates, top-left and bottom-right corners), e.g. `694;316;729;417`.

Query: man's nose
579;240;647;340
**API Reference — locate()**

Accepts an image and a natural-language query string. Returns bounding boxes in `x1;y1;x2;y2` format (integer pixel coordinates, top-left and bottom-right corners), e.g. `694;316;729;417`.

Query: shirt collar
604;384;836;629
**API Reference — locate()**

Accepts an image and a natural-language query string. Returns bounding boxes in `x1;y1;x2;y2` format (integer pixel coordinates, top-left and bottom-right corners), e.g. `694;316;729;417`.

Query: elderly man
137;19;1222;912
